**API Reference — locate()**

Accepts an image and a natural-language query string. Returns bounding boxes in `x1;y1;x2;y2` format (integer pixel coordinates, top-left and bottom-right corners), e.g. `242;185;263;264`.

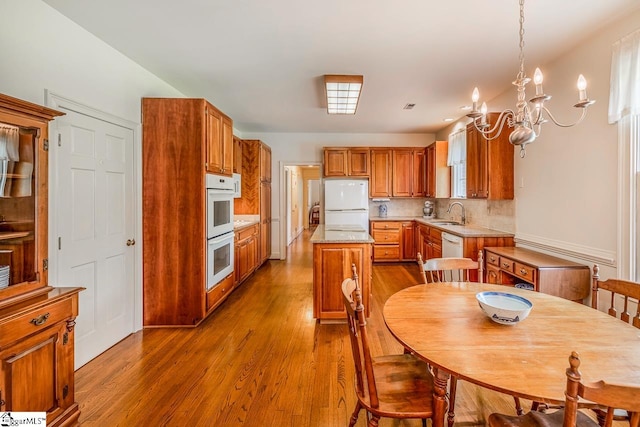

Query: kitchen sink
429;220;463;226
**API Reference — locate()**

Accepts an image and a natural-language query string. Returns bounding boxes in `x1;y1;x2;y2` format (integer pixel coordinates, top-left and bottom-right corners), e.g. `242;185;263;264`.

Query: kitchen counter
370;216;514;238
310;224;374;244
233;218;260;231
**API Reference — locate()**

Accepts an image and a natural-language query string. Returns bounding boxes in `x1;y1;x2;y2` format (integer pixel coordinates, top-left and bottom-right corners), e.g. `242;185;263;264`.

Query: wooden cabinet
391;148;426;197
371;221;416;262
142;97;235;327
348;148;370;176
426;141;450;198
205;103;233;177
370;148;392;197
323;147;369;177
371;221;402;262
466;113;514;199
233;135;242;174
401;222;416;261
235;139;272;265
323;148;348;176
312;242;372;320
234;224;259;286
0;94;82;427
416;223;442;260
484;247;590;302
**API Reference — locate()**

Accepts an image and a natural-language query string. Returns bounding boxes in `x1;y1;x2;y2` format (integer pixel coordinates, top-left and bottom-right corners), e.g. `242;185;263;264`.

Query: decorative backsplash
367;197;516;233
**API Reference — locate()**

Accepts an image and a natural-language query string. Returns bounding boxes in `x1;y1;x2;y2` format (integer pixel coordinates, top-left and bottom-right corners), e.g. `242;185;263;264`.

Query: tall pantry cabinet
235;139;271;264
141;98;233;327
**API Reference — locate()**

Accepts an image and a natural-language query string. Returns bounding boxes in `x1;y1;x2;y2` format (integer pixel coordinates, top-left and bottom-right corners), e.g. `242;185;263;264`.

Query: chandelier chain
518;0;525;78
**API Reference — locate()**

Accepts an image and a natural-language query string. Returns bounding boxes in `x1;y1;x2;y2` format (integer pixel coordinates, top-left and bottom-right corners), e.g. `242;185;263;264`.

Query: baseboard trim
514;233;616;267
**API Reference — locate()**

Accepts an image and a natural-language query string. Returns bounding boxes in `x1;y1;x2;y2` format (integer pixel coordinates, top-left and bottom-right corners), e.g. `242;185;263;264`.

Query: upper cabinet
205;103;233;176
233;135;242;174
426;141;450;199
323;147;369;177
391;148;426;197
369;148;392;198
466;113;514;200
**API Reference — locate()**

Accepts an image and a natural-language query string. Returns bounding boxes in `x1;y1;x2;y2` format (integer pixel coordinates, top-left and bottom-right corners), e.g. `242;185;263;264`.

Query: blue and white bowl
476;291;533;325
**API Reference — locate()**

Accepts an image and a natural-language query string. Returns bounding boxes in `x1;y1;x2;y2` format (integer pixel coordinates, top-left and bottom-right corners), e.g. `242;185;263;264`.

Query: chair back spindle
592;264;640;329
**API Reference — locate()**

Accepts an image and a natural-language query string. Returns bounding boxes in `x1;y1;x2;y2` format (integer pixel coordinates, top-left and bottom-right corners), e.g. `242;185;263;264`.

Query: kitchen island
310;225;374;322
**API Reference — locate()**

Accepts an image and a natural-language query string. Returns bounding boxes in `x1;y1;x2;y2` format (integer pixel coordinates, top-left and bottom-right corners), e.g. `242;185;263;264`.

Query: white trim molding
515;233;616;267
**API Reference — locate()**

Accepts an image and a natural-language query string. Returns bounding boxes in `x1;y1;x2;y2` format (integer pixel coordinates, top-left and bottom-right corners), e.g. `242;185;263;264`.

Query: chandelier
466;0;595;157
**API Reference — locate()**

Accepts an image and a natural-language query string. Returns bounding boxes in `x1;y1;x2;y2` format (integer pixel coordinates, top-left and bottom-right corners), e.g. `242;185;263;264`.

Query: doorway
280;163;321;257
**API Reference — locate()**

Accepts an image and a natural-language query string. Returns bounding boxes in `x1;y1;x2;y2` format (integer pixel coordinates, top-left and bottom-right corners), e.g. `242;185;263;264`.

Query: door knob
127;239;136;246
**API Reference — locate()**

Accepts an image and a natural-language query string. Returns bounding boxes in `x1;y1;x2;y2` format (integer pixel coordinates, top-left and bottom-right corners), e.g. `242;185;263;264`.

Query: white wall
437;9;640;280
242;132;434;259
0;1;185;122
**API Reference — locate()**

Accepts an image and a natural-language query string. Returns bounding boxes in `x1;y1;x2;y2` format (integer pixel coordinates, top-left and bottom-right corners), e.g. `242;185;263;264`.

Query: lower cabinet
234;224;259;286
416;223;442;260
0;288;82;427
312;242;372;320
371;220;416;262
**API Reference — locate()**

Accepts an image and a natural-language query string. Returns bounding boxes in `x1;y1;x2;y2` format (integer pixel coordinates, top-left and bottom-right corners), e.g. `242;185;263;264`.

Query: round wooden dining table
383;282;640;427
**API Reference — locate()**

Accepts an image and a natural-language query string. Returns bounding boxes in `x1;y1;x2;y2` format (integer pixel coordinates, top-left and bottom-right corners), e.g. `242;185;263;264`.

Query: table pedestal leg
433;368;450;427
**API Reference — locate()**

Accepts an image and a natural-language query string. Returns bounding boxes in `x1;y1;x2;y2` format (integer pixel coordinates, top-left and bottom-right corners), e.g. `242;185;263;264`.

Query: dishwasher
441;232;464;281
441;232;463;258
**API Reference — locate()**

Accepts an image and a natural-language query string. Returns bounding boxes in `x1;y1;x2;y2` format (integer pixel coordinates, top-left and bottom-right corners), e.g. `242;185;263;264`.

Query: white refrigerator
324;179;369;232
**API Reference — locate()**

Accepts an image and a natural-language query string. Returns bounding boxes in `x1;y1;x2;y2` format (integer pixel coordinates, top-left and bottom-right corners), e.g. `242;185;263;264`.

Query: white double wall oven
206;174;235;290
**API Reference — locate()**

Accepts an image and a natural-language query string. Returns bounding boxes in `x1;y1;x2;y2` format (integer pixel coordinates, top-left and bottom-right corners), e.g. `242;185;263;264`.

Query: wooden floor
74;230;531;426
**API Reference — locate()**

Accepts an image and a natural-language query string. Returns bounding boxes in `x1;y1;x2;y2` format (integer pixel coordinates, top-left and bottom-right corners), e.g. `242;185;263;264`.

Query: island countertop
310;225;374;244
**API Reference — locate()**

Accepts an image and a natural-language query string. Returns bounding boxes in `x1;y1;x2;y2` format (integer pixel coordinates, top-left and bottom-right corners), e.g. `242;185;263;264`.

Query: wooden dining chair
416;251;524;427
592;264;640;329
488;351;640;427
589;265;640;425
417;251;484;283
342;264;434;427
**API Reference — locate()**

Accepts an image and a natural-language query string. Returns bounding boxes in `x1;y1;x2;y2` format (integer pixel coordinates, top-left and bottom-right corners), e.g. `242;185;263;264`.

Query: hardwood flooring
75;230;537;426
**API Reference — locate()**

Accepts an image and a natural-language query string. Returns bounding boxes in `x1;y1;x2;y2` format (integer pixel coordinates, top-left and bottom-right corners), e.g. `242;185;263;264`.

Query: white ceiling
43;0;640;134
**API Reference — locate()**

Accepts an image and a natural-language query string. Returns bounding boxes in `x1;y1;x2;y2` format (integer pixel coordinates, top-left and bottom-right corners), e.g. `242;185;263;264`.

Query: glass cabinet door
0;124;39;288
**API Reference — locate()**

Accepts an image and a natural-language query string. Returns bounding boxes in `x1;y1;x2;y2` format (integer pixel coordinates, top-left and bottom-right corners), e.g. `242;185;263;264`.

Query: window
610;29;640;279
447;129;466;198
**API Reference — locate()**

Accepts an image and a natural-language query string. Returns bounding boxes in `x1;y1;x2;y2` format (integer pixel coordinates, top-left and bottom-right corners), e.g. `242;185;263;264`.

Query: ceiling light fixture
466;0;595;157
324;75;363;115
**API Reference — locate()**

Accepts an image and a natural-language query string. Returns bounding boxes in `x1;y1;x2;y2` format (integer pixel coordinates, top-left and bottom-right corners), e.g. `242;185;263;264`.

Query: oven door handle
208;235;233;245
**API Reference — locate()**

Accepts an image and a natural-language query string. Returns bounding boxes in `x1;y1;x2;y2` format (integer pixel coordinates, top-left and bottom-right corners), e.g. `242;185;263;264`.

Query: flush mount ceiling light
324;75;363;115
466;0;595;157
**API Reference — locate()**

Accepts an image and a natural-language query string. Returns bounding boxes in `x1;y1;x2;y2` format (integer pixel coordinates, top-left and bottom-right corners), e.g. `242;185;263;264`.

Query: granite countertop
310;225;374;244
233;219;260;231
369;216;514;238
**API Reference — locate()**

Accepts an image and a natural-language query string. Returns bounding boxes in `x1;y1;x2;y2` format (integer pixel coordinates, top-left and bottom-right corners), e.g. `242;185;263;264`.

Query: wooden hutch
0;93;83;426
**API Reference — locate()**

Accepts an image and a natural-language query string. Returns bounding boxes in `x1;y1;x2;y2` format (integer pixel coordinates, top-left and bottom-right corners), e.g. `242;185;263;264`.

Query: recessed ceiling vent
403;103;416;110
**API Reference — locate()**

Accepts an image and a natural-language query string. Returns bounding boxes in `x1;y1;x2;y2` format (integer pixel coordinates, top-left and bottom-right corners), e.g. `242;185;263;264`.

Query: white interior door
53;106;135;368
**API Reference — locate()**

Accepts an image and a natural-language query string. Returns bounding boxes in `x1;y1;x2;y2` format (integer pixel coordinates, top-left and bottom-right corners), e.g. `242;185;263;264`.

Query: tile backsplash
368;198;515;233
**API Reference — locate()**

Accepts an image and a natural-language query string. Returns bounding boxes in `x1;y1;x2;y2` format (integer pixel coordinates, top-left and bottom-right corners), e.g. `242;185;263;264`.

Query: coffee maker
423;201;435;219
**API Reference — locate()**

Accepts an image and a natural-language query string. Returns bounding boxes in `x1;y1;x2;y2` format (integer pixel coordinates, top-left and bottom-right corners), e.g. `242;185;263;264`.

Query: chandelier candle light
467;0;595;157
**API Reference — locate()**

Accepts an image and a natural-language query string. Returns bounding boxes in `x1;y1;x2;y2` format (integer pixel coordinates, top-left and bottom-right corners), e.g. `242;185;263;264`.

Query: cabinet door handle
30;312;50;326
490;256;496;262
502;262;510;268
127;239;136;246
520;268;528;275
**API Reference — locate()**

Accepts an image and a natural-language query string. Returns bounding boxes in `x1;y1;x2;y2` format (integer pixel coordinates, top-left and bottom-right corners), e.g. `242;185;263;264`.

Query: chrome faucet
447;202;466;225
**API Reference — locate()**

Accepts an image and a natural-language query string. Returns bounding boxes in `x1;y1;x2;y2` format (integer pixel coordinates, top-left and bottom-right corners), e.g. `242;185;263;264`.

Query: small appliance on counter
423;201;435;219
